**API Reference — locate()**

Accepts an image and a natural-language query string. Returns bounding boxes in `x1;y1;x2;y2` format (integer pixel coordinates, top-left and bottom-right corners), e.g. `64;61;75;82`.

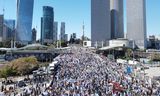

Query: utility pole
82;21;85;43
56;41;58;48
101;41;104;48
95;41;97;49
60;34;61;48
132;40;135;62
14;27;17;49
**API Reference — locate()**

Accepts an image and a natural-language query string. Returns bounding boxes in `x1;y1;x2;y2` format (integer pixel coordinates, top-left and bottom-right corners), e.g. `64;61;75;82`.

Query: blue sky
0;0;160;40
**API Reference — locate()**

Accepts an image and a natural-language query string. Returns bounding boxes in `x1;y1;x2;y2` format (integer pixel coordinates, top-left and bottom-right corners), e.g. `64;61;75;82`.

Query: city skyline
0;0;160;40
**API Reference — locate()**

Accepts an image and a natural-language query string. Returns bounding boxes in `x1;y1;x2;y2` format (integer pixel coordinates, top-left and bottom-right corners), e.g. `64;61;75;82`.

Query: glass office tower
0;15;4;42
60;22;65;41
41;6;54;44
16;0;34;43
53;22;58;42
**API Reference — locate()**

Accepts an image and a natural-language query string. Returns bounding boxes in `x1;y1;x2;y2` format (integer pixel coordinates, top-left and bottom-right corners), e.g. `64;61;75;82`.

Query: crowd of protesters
50;46;160;96
0;46;160;96
0;76;51;96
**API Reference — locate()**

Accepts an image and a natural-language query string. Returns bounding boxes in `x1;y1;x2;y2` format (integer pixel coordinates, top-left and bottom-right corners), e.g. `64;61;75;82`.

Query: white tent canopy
49;61;58;67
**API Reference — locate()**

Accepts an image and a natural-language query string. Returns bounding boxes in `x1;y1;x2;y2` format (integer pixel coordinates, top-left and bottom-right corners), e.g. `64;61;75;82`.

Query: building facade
40;17;43;44
126;0;147;49
60;22;65;41
110;0;124;39
64;34;68;42
41;6;54;44
53;22;58;42
3;19;15;41
72;33;76;39
0;15;3;42
32;28;37;43
147;35;160;49
91;0;111;47
16;0;34;43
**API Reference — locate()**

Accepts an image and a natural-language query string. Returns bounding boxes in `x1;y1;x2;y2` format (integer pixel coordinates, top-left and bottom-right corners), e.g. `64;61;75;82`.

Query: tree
0;68;8;80
150;53;160;61
10;56;38;75
81;36;90;41
0;39;12;48
125;49;133;60
0;65;16;80
0;56;38;78
16;42;25;48
61;40;68;47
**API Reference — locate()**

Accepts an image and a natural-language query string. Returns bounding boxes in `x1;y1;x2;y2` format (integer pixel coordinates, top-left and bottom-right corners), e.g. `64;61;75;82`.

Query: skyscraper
60;22;65;41
126;0;147;49
16;0;34;43
32;28;37;43
72;33;76;39
40;17;43;44
64;34;68;42
3;19;15;41
53;22;58;42
110;0;124;39
0;15;4;42
41;6;54;44
4;20;15;30
91;0;111;47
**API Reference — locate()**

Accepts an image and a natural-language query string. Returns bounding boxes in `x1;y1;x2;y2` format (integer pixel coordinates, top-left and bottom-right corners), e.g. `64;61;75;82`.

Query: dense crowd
0;76;51;96
0;46;160;96
50;46;160;96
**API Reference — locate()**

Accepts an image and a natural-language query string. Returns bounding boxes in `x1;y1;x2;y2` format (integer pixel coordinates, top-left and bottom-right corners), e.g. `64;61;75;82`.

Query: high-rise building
41;6;54;44
60;22;65;41
64;34;68;42
4;20;15;30
91;0;111;47
3;19;15;41
72;33;76;39
126;0;147;49
40;17;43;44
110;0;124;39
32;28;37;43
16;0;34;44
0;15;4;42
53;22;58;42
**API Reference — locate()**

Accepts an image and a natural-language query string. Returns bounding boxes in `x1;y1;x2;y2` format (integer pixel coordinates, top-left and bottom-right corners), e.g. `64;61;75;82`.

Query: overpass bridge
0;45;72;62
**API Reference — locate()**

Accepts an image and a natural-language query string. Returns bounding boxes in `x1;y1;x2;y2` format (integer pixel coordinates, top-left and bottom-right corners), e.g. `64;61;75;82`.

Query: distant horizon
0;0;160;40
